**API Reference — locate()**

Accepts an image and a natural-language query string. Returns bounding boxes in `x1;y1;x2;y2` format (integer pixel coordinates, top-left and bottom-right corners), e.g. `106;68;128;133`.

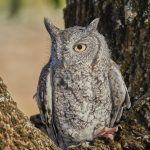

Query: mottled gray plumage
35;18;131;149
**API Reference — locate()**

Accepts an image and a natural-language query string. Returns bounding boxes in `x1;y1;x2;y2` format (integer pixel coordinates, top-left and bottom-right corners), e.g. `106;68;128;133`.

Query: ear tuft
87;18;100;31
44;17;60;37
44;17;51;33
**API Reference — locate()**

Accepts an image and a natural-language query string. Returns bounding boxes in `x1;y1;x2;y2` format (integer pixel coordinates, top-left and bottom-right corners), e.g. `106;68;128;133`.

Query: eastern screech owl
35;18;131;149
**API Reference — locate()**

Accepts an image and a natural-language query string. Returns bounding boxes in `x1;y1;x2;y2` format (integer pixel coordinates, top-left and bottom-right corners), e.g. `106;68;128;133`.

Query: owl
35;17;131;149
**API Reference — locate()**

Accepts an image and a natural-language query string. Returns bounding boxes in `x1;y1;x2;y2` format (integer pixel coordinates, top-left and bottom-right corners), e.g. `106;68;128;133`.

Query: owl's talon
80;142;96;149
94;127;118;140
80;141;89;148
67;144;78;149
67;141;93;149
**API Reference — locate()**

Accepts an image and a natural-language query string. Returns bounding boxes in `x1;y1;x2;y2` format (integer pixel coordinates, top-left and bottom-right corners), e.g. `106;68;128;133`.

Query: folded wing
35;63;53;135
109;60;131;127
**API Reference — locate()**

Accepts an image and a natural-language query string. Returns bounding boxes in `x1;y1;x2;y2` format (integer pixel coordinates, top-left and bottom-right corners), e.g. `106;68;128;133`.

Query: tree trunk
63;0;150;149
0;77;61;150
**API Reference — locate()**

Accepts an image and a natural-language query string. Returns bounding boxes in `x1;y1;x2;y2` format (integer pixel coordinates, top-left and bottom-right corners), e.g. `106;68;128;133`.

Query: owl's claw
93;127;118;140
67;141;95;149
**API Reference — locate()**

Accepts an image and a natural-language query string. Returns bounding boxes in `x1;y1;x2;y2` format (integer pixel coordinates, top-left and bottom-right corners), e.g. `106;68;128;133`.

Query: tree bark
63;0;150;149
0;77;61;150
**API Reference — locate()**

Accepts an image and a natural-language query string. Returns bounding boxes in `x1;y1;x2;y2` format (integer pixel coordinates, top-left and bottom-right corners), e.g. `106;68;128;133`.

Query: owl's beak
44;17;60;38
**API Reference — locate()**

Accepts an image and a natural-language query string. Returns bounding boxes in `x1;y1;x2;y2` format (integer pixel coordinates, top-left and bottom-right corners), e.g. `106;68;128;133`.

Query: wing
35;63;53;134
109;60;131;127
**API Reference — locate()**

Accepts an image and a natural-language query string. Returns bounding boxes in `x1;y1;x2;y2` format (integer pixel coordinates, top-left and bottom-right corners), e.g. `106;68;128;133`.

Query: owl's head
44;18;110;68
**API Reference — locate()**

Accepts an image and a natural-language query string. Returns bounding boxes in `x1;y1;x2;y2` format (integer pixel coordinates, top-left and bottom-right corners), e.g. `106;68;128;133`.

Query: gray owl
35;18;131;149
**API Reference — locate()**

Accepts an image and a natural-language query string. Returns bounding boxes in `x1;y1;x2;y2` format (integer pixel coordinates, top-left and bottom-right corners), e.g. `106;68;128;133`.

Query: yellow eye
74;44;87;52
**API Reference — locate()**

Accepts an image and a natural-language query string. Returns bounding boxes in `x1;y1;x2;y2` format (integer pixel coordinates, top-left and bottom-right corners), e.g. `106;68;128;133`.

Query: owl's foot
67;141;95;149
93;127;118;140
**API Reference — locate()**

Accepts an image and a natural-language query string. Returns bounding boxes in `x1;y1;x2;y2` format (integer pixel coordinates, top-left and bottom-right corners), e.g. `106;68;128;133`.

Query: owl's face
44;18;109;67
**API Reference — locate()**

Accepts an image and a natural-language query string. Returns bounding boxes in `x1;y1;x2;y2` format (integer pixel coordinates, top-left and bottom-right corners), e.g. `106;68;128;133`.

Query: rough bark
63;0;150;149
0;77;61;150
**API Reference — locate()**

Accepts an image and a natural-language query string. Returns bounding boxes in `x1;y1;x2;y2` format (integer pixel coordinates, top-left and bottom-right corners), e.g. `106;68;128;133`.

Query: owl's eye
74;44;87;52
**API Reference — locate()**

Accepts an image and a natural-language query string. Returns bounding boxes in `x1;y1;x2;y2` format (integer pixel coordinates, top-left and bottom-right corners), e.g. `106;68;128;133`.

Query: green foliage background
0;0;65;17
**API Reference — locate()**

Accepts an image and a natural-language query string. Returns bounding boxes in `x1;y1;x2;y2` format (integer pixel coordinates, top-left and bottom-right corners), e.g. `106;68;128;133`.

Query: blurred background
0;0;65;116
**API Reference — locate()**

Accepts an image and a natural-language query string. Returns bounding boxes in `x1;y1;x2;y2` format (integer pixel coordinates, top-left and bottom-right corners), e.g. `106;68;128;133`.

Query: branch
0;77;61;150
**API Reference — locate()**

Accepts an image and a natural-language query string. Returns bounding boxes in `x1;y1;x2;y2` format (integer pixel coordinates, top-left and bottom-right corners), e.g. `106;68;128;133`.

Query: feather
34;63;58;140
109;60;131;127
